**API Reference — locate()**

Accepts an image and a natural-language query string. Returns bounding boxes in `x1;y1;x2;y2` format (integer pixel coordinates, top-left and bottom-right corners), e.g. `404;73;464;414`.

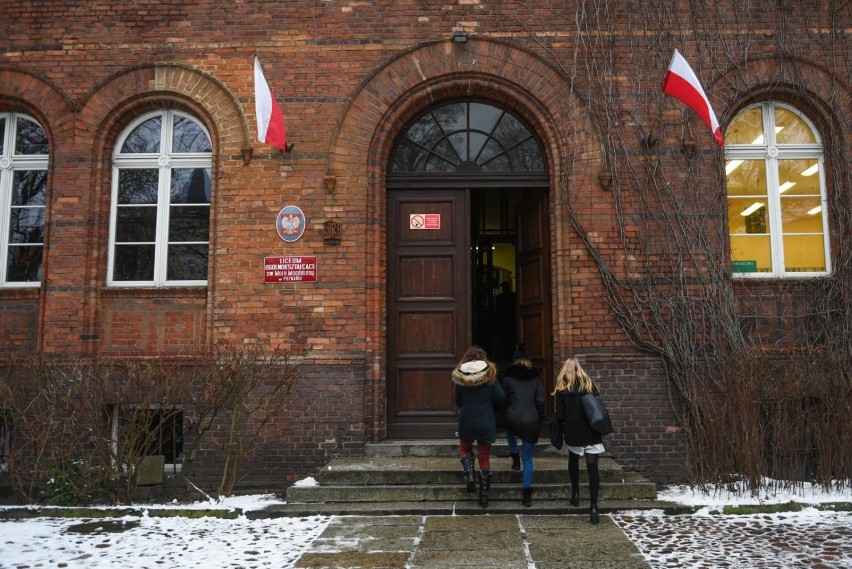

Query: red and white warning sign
409;213;441;230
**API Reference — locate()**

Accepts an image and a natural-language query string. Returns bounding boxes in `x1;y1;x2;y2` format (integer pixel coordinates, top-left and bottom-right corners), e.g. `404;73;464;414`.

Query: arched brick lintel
78;63;251;156
0;66;76;146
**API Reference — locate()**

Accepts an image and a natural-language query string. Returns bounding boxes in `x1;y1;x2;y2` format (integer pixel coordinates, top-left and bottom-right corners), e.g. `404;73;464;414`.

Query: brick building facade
1;2;849;491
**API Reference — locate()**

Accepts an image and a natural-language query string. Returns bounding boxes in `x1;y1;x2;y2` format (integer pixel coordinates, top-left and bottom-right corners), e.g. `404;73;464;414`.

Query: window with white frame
725;102;830;277
109;110;212;286
0;113;49;287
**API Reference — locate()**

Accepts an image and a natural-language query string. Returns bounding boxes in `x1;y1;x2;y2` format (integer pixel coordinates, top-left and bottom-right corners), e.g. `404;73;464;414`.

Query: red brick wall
1;1;848;487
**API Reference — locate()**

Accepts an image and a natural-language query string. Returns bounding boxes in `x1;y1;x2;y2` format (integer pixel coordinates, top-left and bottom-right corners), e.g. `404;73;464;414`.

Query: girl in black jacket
452;345;505;508
502;357;545;507
553;357;606;524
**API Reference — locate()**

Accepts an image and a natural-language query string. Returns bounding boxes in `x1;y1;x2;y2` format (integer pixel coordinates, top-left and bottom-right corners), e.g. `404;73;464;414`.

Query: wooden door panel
516;192;553;408
388;190;469;438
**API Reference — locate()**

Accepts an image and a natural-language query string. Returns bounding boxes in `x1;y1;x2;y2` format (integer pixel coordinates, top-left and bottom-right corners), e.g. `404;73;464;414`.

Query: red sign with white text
264;255;318;283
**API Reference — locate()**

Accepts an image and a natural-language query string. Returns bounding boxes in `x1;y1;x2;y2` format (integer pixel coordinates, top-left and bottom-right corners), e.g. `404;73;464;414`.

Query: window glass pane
167;244;208;280
780;197;823;233
404;114;442;148
478;139;504;167
730;235;772;273
15;117;48;155
168;206;210;242
171;168;211;204
509;139;545;171
433;103;467;133
431;139;459;166
112;244;155;281
144;410;183;464
778;159;819;196
726;107;764;144
775;107;816;144
389;139;421;172
728;198;767;235
6;245;42;282
424;153;455;172
726;160;767;197
448;132;468;162
480;153;511;173
469;103;502;134
0;116;5;155
12;170;48;206
115;206;157;242
118;169;159;204
469;132;487;161
9;208;45;243
783;235;825;272
492;113;528;148
172;116;212;153
120;117;162;154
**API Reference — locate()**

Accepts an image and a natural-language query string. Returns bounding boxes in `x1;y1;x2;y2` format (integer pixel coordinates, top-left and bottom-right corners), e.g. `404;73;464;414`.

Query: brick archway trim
325;38;601;441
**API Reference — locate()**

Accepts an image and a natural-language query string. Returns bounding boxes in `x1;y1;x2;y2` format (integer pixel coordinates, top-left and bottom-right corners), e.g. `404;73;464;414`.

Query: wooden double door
387;188;552;438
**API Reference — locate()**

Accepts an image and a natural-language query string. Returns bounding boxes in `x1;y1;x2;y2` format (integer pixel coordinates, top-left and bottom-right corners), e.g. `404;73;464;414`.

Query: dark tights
568;451;600;505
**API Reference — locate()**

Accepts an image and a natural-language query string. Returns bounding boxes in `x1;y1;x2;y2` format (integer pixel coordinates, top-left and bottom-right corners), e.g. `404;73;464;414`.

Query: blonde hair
552;357;595;395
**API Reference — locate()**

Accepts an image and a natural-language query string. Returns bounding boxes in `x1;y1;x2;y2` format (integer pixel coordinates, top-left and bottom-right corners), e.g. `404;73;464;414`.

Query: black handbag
548;413;564;449
581;393;614;436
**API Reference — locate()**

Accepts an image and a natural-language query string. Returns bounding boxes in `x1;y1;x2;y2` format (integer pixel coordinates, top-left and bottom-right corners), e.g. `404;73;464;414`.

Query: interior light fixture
779;181;796;194
801;164;819;176
741;202;765;216
807;206;822;215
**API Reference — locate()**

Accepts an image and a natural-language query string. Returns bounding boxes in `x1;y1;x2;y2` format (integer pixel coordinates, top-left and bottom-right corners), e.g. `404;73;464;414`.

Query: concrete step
286;471;656;503
255;497;689;518
364;439;551;458
315;455;624;485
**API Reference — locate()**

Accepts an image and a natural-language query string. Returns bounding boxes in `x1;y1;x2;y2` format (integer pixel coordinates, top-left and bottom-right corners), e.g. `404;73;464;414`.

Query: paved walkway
294;511;852;569
295;514;648;569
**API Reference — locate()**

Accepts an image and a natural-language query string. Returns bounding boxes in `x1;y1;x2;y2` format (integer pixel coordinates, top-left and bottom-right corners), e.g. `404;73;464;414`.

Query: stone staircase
264;440;682;517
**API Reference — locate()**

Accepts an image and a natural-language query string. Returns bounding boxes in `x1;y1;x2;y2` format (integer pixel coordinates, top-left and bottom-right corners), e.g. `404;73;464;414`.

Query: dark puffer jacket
555;387;603;447
453;362;506;444
501;363;545;443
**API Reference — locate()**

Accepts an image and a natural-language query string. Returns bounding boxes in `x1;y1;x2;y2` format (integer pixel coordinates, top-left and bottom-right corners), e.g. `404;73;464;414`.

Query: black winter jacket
501;363;545;443
453;362;506;444
555;387;603;447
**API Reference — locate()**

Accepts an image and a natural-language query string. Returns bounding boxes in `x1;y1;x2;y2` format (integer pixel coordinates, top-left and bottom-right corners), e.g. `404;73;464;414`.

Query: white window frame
108;110;212;287
725;102;831;278
0;112;49;288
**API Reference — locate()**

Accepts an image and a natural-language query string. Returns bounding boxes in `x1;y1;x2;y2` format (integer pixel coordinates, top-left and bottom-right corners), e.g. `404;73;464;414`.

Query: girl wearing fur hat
452;345;505;508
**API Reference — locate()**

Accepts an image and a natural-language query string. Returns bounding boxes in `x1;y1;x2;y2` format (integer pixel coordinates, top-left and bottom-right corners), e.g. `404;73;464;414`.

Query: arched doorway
386;100;552;438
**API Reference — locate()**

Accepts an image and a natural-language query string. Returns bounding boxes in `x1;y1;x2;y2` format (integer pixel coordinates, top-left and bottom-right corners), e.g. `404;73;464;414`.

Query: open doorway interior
471;188;527;371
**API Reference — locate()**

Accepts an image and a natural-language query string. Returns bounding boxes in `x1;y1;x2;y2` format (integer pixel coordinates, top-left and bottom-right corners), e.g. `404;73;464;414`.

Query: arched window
0;112;49;287
108;110;212;286
389;101;546;175
725;102;829;277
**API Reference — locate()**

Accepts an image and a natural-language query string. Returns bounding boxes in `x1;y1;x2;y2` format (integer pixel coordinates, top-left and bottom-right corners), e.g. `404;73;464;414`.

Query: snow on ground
0;483;849;568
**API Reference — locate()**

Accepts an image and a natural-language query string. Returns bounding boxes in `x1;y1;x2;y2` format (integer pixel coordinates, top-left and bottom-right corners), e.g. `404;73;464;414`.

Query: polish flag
254;57;288;151
662;49;723;146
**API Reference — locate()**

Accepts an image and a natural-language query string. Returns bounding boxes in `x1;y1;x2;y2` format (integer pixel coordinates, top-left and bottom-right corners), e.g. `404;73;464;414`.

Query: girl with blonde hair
553;357;606;524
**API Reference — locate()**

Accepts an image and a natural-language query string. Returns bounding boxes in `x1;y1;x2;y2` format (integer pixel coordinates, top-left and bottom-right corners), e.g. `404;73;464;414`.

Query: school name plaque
264;255;318;283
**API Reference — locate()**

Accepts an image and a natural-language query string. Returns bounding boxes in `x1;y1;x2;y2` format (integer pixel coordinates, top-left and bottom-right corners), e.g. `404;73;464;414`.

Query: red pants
459;440;491;471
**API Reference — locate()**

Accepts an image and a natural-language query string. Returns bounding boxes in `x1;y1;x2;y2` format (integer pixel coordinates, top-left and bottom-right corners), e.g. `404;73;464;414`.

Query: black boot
478;470;492;508
522;487;532;507
510;452;520;471
568;451;580;507
460;454;476;493
588;459;600;524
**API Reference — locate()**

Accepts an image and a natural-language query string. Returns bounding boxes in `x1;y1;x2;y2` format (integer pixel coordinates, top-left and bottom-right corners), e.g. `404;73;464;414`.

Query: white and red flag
662;49;723;146
254;57;288;151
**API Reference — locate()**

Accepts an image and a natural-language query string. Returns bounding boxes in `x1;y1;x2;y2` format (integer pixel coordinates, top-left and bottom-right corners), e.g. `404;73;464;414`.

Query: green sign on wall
731;260;758;273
